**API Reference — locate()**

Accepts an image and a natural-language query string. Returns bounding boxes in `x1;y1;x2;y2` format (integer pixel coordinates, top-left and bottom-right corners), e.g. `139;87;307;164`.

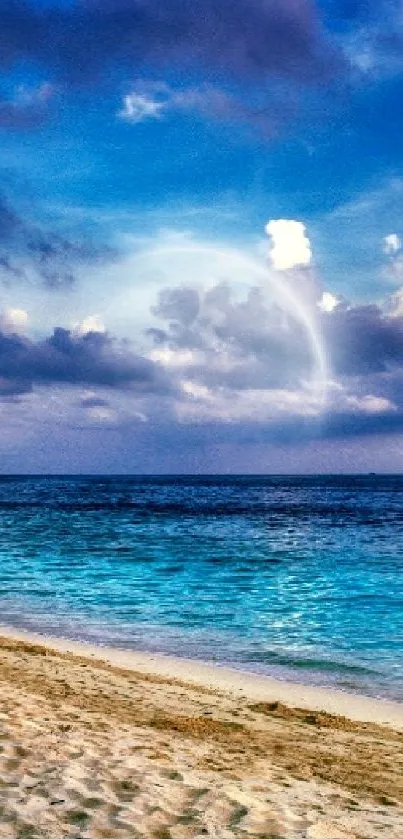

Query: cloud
118;90;166;124
342;4;403;80
381;232;403;285
0;1;340;86
84;403;119;426
148;280;320;402
141;250;403;440
0;325;172;397
0;193;114;287
318;291;339;313
390;288;403;318
75;315;106;335
155;379;403;444
383;233;401;254
324;302;403;376
0;83;54;130
0;307;28;333
118;81;297;135
4;216;403;464
0;1;347;139
152;285;200;326
266;219;312;271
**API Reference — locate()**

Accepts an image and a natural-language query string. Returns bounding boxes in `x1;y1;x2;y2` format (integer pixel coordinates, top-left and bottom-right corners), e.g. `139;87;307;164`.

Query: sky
2;1;403;473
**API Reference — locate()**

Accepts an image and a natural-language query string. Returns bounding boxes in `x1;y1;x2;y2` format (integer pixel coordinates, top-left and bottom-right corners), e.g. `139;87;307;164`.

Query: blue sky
2;0;403;472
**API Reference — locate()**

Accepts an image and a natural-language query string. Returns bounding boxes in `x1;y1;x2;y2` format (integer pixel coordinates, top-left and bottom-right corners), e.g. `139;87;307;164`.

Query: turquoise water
0;475;402;700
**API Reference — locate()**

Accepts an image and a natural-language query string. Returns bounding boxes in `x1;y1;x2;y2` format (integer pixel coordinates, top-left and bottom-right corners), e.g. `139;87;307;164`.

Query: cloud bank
0;0;339;86
0;325;171;397
3;217;403;455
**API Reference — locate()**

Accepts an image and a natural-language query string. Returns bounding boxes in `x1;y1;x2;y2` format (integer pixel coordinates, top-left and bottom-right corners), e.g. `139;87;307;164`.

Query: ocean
0;474;401;700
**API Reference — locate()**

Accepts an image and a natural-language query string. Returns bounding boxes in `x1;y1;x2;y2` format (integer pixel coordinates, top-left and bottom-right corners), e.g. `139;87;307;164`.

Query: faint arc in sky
136;242;329;408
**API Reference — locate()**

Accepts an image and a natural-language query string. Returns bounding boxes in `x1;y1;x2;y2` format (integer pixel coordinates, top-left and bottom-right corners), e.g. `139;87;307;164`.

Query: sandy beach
0;628;402;838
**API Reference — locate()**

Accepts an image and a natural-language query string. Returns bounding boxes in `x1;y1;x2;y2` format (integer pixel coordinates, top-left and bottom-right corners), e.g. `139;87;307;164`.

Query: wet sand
0;628;402;838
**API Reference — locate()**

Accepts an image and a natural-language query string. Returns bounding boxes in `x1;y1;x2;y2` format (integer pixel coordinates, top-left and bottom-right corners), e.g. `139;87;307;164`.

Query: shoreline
0;622;401;729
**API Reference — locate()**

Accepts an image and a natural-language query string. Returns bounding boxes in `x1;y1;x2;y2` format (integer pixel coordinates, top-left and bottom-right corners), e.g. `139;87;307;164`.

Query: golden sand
0;633;402;838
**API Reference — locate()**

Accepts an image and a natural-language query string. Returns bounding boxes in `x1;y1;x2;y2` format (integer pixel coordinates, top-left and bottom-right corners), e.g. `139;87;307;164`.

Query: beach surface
0;627;402;839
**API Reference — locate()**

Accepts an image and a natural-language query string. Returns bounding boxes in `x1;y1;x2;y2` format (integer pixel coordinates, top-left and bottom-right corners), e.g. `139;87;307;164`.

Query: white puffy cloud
74;314;105;335
383;233;401;254
0;308;29;333
265;219;312;271
318;291;339;313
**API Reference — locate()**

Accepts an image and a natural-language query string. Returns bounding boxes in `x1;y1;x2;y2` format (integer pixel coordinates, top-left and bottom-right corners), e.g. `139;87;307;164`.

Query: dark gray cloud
0;1;341;86
0;193;113;287
0;326;171;396
324;303;403;376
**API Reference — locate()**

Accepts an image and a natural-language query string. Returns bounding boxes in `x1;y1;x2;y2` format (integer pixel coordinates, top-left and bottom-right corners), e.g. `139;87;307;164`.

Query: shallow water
0;474;402;699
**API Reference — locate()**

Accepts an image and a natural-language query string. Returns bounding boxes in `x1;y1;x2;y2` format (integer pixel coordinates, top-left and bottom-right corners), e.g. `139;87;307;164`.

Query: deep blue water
0;475;402;700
